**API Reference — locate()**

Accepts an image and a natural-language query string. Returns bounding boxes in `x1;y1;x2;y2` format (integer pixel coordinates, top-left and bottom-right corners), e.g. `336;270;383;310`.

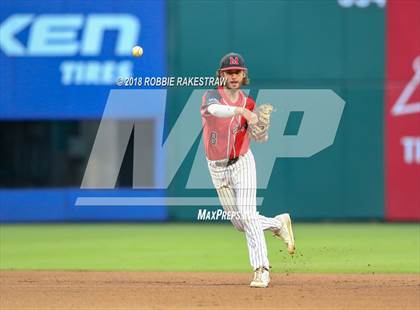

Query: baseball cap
219;52;247;71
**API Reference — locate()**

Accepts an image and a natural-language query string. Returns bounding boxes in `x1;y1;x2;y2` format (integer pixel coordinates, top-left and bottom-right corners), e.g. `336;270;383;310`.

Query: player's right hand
242;109;258;125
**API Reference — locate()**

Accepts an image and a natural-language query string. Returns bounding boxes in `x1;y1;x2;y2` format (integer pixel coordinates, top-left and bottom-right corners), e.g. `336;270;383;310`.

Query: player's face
221;70;246;90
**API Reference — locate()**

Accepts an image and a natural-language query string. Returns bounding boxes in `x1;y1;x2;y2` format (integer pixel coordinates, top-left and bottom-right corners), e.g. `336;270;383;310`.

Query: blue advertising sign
0;0;165;119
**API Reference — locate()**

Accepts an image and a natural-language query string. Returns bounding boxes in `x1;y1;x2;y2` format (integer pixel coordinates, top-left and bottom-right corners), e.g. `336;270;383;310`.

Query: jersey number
210;131;217;145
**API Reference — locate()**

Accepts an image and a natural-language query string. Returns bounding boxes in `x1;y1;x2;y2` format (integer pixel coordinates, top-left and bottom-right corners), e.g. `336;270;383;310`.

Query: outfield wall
385;1;420;221
166;0;386;221
0;0;419;222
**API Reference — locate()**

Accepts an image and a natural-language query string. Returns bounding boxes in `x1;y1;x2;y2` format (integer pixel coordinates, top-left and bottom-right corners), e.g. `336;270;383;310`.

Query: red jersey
201;87;255;161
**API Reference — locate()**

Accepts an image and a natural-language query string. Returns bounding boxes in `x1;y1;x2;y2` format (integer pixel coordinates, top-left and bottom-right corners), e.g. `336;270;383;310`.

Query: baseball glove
249;104;275;142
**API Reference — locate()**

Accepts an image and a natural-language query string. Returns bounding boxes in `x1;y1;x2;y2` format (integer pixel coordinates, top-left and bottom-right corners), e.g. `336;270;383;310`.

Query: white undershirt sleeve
207;104;237;118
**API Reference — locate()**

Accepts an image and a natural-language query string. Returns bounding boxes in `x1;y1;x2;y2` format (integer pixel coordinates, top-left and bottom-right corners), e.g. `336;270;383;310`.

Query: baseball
132;45;143;57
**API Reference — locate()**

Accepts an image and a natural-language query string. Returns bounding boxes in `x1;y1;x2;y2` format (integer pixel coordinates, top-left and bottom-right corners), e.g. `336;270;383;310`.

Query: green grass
0;223;419;273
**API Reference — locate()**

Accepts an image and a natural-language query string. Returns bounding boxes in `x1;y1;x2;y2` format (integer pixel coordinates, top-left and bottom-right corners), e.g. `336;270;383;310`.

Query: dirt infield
0;271;419;310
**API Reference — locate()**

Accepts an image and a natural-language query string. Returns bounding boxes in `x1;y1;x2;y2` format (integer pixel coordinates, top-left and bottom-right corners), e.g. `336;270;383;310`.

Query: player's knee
240;216;260;231
239;212;258;225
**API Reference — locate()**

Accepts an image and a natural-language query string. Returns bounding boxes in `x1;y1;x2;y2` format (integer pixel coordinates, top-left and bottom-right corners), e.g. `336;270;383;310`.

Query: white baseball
132;46;143;57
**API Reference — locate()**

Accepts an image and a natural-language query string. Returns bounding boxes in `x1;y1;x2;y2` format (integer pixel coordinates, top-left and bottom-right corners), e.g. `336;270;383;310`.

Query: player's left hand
248;104;275;142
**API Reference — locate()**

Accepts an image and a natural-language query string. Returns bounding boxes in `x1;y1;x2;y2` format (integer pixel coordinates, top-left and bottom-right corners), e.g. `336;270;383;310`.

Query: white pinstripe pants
207;150;281;270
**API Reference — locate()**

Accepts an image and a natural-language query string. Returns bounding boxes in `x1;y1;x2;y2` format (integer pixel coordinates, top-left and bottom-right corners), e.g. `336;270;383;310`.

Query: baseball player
200;52;295;288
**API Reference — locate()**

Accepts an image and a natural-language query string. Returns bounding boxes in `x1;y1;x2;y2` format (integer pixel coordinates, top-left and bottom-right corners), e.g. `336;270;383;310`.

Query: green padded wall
166;1;384;220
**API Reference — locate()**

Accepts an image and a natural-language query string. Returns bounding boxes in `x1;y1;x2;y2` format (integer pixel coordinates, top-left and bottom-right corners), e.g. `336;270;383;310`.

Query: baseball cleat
249;267;270;288
273;213;296;255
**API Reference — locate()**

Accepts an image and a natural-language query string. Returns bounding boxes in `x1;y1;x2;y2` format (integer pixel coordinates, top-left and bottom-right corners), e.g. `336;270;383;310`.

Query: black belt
213;157;239;168
227;157;239;166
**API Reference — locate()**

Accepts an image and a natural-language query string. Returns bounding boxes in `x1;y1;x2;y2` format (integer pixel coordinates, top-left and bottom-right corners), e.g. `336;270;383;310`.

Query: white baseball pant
207;150;282;270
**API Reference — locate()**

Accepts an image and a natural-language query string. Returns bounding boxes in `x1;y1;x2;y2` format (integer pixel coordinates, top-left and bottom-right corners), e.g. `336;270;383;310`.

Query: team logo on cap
229;56;239;65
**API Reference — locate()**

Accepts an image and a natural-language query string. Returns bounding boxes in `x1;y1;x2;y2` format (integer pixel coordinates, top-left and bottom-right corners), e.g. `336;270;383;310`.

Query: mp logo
76;89;345;206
